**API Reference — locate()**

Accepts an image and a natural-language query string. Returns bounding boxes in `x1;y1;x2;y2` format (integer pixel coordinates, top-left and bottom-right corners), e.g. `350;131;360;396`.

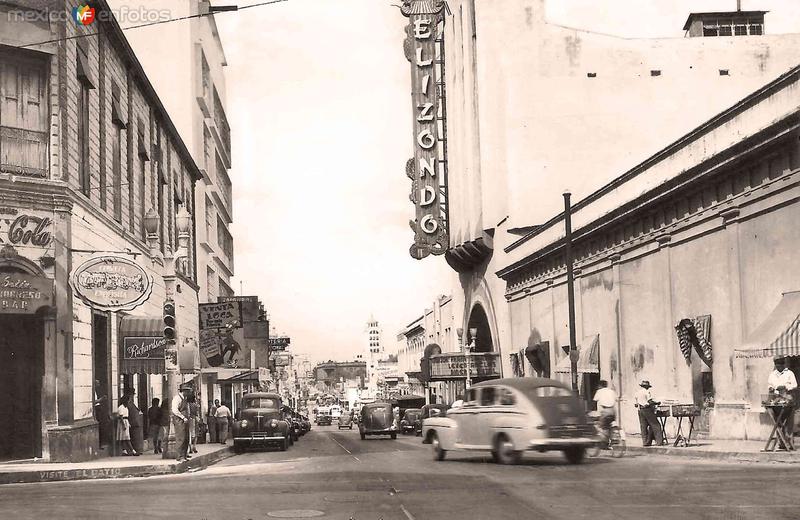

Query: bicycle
587;412;626;458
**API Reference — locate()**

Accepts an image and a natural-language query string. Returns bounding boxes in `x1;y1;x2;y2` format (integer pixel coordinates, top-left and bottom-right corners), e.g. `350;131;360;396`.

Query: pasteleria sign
69;255;152;312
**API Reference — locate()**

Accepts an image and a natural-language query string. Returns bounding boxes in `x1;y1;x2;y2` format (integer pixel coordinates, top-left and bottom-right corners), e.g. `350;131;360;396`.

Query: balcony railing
0;126;48;178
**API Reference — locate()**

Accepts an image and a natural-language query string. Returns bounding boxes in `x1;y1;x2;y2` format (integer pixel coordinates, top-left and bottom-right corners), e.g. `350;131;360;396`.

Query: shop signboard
273;352;292;367
0;208;53;249
218;296;265;338
122;336;166;360
69;255;152;312
0;272;53;314
199;301;242;330
269;336;290;351
429;352;501;380
401;0;449;260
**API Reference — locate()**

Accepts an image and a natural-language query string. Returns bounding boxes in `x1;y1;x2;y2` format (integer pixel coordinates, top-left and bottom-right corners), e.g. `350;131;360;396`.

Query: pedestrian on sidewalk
147;398;162;454
123;387;143;454
188;392;199;454
634;380;663;447
208;399;219;443
171;384;193;462
158;399;171;450
116;395;141;456
215;401;232;444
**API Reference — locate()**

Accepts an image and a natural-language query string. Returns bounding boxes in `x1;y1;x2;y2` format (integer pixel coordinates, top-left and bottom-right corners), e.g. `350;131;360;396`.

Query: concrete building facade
399;0;800;439
0;0;202;461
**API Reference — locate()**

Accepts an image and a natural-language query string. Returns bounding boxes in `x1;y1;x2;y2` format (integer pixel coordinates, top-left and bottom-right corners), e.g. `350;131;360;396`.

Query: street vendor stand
762;394;795;452
655;403;701;447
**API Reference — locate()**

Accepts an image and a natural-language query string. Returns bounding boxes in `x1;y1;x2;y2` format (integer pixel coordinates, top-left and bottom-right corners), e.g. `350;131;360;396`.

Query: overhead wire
17;0;289;49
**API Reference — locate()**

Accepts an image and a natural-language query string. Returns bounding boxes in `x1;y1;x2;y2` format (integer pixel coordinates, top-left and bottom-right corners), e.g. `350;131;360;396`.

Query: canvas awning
554;335;599;374
119;316;165;375
735;291;800;359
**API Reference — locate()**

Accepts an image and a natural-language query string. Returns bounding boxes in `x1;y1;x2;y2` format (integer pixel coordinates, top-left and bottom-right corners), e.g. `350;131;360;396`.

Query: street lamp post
144;205;192;459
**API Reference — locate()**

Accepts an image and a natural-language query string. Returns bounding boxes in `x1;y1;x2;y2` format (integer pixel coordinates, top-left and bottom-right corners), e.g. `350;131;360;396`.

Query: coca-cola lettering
8;215;52;247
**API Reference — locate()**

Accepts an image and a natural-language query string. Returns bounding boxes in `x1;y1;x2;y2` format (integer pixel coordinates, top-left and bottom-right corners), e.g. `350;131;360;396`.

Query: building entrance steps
0;443;233;485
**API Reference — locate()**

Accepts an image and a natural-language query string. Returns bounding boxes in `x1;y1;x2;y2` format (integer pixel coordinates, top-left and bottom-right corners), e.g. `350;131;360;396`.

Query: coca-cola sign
69;255;153;311
0;211;53;248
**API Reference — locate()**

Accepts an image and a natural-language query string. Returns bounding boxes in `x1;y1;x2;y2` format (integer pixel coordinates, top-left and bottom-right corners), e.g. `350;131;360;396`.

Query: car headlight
271;419;278;428
240;420;248;428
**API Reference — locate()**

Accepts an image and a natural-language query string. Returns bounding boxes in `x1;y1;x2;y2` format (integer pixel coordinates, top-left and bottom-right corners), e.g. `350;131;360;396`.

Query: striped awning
735;291;800;359
555;335;599;374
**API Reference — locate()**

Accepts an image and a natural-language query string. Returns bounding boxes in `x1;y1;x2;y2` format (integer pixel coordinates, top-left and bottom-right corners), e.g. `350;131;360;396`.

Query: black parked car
232;393;291;453
359;402;398;440
400;408;422;435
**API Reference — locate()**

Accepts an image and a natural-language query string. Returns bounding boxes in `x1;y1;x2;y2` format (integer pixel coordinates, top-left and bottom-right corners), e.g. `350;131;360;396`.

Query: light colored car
421;378;598;465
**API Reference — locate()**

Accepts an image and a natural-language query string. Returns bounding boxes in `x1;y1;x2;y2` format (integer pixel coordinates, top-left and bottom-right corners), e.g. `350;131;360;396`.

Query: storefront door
0;314;43;460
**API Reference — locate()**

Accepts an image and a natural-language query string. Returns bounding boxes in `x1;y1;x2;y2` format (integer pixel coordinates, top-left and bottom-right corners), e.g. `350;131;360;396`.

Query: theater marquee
401;0;449;260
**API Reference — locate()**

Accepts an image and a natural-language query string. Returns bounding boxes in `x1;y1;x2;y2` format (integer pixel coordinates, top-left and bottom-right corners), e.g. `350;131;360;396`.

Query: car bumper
234;434;286;443
529;437;598;449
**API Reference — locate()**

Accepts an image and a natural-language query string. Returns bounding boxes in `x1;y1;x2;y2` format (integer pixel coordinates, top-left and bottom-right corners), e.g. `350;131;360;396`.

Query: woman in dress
117;395;141;456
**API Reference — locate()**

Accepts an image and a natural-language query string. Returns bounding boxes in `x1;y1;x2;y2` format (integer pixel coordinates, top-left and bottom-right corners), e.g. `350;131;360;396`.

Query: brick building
0;0;202;461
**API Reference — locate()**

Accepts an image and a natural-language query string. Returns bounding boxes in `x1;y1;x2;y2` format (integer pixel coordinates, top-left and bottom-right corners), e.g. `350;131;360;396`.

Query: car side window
480;387;496;406
465;388;479;406
498;389;516;406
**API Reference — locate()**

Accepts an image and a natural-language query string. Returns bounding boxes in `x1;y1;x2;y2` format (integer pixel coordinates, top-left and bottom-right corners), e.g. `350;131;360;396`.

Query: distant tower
364;316;384;394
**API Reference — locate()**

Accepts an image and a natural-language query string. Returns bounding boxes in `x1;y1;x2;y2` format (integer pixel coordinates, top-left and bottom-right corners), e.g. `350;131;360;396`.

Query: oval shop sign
70;255;153;312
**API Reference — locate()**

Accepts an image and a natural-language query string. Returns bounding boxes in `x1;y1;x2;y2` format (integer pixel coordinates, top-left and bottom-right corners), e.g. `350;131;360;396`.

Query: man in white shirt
634;380;663;447
768;357;797;393
592;380;617;431
215;402;232;444
767;357;797;438
171;384;193;461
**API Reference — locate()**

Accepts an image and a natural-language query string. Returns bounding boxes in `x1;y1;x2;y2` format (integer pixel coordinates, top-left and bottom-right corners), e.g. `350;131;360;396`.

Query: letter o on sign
417;129;436;150
420;215;438;234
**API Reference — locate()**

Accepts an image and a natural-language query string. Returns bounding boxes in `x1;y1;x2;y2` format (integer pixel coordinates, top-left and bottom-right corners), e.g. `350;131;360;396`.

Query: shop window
701;371;714;407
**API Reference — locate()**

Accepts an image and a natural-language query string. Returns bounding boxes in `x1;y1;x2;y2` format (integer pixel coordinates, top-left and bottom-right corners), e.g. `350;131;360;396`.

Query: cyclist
592;380;617;442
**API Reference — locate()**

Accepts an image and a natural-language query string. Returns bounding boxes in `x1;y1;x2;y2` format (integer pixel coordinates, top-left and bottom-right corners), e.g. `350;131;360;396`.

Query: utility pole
563;191;579;394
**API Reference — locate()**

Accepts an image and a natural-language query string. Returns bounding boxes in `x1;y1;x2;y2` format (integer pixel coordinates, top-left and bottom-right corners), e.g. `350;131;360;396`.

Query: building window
77;80;91;195
110;83;126;223
699;14;764;37
217;215;233;263
1;51;49;178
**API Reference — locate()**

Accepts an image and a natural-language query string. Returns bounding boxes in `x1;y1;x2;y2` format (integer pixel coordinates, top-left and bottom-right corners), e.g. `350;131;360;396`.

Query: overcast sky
119;0;799;365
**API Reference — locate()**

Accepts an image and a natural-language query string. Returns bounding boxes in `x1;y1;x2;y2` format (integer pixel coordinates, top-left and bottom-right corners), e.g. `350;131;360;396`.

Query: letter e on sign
414;18;432;39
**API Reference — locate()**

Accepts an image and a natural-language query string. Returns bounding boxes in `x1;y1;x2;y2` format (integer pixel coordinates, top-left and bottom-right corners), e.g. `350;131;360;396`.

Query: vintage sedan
232;393;291;453
338;411;354;430
417;404;449;436
359;402;398;440
399;408;422;435
421;378;598;465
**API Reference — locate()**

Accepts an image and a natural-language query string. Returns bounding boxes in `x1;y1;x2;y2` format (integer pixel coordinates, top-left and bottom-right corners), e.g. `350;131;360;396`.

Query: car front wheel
493;435;521;465
431;432;446;461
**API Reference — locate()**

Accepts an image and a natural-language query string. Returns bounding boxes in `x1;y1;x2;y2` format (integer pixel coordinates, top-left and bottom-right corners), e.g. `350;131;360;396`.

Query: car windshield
526;385;574;399
242;397;280;409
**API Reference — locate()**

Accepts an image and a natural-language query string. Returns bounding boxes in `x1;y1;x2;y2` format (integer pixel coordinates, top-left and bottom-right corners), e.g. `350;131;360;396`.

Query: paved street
0;426;797;520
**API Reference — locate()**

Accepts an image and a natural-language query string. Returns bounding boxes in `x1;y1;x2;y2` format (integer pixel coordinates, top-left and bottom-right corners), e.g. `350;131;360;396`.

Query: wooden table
656;404;700;447
763;403;795;452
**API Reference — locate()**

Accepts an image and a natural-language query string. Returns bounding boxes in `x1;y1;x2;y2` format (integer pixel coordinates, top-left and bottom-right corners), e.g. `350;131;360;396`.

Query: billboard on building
199;296;269;369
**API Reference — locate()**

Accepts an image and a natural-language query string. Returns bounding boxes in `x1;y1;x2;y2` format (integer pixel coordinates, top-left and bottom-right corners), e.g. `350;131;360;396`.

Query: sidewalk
626;437;800;463
0;443;235;485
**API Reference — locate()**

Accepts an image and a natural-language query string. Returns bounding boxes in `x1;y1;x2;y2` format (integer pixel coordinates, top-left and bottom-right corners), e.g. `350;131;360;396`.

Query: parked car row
231;392;311;454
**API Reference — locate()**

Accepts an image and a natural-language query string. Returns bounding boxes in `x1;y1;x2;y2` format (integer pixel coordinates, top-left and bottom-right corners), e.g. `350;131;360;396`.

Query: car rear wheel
431;432;446;461
563;446;586;464
494;435;521;465
390;433;397;440
281;438;289;451
349;425;353;430
233;443;245;454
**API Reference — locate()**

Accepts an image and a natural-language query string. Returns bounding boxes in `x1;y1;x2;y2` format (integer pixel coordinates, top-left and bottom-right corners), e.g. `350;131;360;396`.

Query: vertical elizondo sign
401;0;449;260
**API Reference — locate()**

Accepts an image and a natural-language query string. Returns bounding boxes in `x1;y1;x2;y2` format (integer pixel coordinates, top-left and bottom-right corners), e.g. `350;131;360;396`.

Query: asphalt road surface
1;426;798;520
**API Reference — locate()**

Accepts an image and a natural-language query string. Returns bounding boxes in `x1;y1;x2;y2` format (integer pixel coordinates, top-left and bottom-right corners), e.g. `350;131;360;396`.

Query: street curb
0;447;235;485
625;445;799;464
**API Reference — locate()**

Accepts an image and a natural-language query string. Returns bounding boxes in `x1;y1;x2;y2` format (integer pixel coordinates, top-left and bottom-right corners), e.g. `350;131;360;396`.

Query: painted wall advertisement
401;0;449;260
199;296;269;369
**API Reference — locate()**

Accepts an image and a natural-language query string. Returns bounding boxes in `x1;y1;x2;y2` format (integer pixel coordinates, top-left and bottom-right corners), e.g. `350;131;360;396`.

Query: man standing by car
634;380;663;446
215;401;232;444
171;384;193;462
